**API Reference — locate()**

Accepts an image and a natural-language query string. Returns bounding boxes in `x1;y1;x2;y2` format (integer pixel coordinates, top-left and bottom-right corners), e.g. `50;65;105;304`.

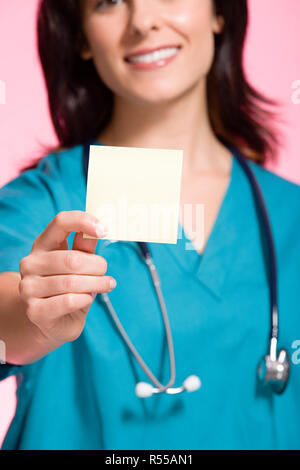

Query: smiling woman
38;0;279;162
37;0;281;254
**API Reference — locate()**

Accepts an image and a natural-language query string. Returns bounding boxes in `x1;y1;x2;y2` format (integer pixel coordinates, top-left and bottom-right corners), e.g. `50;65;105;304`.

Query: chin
127;92;183;107
123;82;190;104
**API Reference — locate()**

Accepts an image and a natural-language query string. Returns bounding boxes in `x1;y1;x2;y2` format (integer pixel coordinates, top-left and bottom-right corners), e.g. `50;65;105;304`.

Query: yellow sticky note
83;145;183;244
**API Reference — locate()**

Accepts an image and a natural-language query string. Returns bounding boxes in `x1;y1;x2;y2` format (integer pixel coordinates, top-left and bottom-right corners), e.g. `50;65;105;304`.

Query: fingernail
109;279;117;289
95;222;108;238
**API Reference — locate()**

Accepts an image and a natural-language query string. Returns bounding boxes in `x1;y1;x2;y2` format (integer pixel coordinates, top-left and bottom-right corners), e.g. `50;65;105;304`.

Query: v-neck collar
164;153;248;300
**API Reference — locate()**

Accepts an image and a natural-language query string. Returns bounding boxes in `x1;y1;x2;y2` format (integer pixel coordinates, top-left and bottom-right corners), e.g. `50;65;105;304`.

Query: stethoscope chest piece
257;348;290;395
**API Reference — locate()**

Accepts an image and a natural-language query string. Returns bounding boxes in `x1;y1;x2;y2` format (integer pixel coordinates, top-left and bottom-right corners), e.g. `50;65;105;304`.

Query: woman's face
80;0;223;105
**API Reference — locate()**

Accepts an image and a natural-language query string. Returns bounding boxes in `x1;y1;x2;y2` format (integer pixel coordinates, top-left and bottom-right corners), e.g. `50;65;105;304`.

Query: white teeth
127;47;179;64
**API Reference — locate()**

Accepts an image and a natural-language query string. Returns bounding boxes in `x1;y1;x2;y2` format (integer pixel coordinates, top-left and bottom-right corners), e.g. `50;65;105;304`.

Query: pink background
0;0;300;447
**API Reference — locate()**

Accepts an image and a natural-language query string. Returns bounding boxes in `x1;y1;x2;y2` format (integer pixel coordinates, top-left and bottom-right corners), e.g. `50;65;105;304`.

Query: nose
128;0;162;37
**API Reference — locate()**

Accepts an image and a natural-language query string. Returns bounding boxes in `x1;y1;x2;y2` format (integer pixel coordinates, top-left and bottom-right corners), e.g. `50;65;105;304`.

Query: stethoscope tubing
83;137;288;395
100;247;177;392
83;137;279;350
217;137;278;344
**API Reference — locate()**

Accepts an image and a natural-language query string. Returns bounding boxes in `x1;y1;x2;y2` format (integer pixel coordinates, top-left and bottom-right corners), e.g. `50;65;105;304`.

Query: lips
124;44;182;60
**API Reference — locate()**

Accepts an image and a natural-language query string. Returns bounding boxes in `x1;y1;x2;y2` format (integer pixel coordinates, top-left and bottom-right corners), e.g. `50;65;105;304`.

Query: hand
18;210;116;345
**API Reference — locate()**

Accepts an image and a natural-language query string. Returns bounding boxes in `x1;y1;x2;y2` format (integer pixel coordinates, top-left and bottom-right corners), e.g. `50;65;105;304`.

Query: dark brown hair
27;0;282;171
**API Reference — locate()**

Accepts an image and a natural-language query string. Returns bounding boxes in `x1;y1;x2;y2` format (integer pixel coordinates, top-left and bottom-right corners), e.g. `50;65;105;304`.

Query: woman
0;0;299;450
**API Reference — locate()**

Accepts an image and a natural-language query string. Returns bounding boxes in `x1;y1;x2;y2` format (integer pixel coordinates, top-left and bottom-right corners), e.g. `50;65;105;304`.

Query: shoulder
1;144;84;193
0;144;85;212
247;159;300;218
246;159;300;257
247;159;300;195
34;143;83;176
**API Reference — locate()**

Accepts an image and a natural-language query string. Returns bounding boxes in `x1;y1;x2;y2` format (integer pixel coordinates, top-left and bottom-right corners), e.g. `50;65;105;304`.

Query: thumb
72;231;98;254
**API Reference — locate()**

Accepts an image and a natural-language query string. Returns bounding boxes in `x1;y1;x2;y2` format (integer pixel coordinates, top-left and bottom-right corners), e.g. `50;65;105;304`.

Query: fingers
19;273;116;299
19;211;113;345
72;230;98;254
32;211;107;253
26;293;95;328
19;250;108;277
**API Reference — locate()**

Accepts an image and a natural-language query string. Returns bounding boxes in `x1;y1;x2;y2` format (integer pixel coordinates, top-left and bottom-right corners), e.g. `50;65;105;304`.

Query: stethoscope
83;137;290;397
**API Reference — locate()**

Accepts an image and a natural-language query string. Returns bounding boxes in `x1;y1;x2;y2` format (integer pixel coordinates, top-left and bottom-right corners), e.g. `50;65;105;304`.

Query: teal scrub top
0;142;300;450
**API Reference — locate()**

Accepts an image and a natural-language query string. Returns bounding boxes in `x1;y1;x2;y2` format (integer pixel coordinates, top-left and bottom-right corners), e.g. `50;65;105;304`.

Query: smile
124;46;181;71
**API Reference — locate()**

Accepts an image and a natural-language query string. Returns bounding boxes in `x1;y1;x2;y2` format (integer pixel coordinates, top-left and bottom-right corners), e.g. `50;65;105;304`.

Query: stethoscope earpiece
257;348;290;395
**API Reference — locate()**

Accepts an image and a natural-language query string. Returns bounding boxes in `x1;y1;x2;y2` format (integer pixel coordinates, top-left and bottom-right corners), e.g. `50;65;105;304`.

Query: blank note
83;144;183;244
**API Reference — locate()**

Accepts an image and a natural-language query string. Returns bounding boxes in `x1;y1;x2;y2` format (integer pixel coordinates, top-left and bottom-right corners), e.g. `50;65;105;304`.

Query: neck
97;78;231;180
